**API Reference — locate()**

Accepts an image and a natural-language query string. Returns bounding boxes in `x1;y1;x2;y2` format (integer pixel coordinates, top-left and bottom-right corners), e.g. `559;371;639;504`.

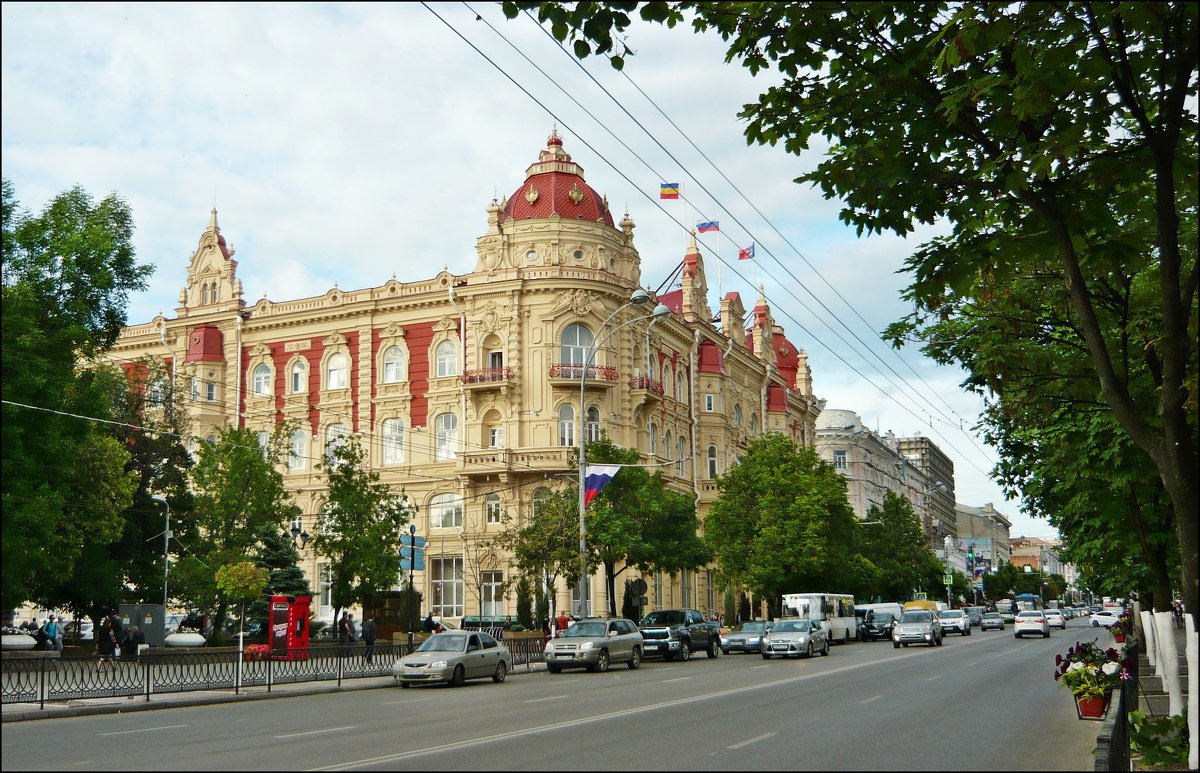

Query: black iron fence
1094;637;1137;771
3;637;547;710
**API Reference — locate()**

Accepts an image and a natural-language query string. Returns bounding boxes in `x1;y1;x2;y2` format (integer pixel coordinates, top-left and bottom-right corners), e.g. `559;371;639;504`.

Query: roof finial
209;207;219;231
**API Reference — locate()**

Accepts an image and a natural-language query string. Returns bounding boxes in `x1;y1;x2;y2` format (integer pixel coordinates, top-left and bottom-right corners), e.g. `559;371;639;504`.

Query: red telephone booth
268;595;311;661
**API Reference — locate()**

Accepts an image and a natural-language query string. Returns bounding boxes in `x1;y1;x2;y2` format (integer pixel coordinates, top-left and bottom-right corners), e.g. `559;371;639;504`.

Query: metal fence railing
3;637;547;710
1094;637;1137;772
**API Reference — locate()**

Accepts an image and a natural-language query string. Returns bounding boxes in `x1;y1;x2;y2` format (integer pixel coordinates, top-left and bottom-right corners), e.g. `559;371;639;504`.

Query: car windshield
641;611;685;626
417;634;467;653
938;611;962;618
736;622;766;633
563;622;607;638
983;613;1000;619
773;620;808;633
873;613;894;623
900;612;932;623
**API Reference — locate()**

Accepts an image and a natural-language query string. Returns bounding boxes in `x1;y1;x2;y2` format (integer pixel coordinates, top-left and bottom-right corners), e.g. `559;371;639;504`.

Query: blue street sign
400;534;427;548
400;551;425;572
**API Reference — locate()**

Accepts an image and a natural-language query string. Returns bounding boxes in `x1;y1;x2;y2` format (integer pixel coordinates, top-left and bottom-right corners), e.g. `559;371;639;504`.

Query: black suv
857;611;896;641
638;609;720;661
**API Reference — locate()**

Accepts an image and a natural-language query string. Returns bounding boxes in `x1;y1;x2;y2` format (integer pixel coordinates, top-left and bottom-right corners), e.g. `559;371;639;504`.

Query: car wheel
492;661;507;683
677;642;691;662
707;639;720;659
806;642;814;658
762;652;771;660
400;682;411;689
822;639;830;657
449;665;465;687
1044;630;1050;638
628;647;641;670
893;641;900;649
935;636;943;646
546;663;562;674
1015;632;1021;638
591;650;610;673
1093;620;1099;627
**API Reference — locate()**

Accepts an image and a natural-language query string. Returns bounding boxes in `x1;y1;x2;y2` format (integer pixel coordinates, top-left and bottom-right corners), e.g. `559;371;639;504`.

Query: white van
856;603;903;622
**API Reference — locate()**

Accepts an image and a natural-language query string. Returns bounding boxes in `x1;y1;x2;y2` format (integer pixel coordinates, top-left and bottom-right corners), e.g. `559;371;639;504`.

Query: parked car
1090;610;1120;628
638;608;720;661
892;610;942;648
980;612;1005;631
392;631;511;687
721;620;773;654
1014;610;1050;638
543;618;643;673
761;618;829;659
1044;610;1067;629
937;609;971;636
962;606;985;627
857;611;896;642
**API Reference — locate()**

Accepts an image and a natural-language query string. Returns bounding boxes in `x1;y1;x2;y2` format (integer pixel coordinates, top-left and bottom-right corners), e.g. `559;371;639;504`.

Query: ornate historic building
109;131;822;624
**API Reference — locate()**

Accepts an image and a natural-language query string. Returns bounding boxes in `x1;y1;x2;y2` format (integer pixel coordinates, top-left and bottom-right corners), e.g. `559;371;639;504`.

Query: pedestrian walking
38;617;57;651
96;615;117;669
361;616;377;664
555;610;568;637
337;611;353;656
53;616;65;652
125;626;146;661
423;612;436;633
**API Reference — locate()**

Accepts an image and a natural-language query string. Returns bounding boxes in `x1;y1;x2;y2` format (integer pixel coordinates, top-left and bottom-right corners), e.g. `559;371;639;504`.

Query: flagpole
716;229;722;299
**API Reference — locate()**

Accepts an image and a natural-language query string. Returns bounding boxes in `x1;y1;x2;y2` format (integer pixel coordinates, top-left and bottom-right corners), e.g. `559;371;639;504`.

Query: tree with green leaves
309;434;410;626
856;491;942;603
505;0;1198;625
2;179;150;612
245;528;312;637
175;425;299;642
706;433;857;616
491;487;579;623
214;560;269;640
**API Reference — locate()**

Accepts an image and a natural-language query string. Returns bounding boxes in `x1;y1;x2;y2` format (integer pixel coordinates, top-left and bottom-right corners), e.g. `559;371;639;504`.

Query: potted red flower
1053;639;1129;720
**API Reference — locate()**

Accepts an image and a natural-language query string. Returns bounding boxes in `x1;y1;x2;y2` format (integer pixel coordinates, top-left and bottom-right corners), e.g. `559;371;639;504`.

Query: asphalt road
1;619;1109;770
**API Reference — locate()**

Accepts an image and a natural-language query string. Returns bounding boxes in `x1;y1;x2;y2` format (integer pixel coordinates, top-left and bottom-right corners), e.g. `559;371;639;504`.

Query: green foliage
214;561;269;602
857;492;938;602
2;179;150;610
309;434;411;619
515;577;533;629
621;579;636;621
245;529;312;634
1128;710;1190;769
535;586;550;626
706;433;857;604
723;586;736;625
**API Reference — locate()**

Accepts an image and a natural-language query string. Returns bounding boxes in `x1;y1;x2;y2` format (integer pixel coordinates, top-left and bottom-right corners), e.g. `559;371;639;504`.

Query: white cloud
1;2;1057;540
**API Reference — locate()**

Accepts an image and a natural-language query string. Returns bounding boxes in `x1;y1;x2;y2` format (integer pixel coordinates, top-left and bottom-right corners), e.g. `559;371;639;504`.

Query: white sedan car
1090;610;1120;628
1044;610;1067;629
1014;610;1050;638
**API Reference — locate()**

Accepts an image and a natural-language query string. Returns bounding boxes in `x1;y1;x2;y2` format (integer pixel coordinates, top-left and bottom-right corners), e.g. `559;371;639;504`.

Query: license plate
403;668;424;675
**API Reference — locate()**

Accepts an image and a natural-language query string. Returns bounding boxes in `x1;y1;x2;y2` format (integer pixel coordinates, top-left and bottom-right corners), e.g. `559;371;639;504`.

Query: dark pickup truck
638;608;721;661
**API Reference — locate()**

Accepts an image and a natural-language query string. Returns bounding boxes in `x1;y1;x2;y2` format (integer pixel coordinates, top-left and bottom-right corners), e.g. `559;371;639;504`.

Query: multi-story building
107;130;822;623
956;502;1013;574
1010;536;1064;576
897;436;956;548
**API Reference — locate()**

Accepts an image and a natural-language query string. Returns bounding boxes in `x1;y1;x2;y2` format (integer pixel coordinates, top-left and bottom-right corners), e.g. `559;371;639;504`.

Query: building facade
107;131;822;624
956;502;1014;575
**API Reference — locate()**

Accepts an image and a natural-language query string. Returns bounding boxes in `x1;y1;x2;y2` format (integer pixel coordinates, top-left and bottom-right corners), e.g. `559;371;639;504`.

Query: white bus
781;593;858;644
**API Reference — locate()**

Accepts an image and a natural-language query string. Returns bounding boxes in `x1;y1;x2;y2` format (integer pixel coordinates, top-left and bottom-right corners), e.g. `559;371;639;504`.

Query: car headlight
579;641;593;651
429;660;448;669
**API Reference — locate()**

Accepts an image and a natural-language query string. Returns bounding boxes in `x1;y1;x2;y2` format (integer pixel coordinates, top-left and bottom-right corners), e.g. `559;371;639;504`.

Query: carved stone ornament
323;332;348;347
433;316;457;334
249;343;272;358
524;184;539;205
382;321;405;339
568;182;584;204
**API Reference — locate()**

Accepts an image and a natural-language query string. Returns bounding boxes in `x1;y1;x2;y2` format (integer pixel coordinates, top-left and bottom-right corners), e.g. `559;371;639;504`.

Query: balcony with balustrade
457;446;576;478
628;375;664;408
547;363;620;390
461;367;515;393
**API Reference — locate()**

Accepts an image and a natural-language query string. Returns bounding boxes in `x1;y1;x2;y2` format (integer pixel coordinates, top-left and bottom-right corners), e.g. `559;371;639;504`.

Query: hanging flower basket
1076;692;1111;720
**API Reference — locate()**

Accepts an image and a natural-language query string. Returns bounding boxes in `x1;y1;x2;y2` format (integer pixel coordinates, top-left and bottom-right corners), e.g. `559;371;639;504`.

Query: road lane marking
925;675;941;681
276;726;357;739
661;677;691;683
751;665;772;670
860;695;883;704
99;724;188;736
727;732;776;749
523;695;568;703
381;697;431;706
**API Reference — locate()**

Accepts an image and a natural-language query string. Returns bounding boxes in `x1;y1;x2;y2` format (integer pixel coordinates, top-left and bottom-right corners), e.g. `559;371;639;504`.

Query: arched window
649;421;658;455
664;430;673;460
663;364;673;396
435;341;458;377
558;404;575;447
201;283;209;305
291;361;307;394
733;404;743;427
751;413;760;434
677;437;686;474
586;406;601;442
429;493;463;529
484;493;502;524
677;371;686;402
559;323;594;366
382;346;405;383
288;429;307;470
324;424;347;465
326;353;348;390
149;377;168;406
382;419;404;465
435;413;458;459
707;445;718;479
211;284;219;303
253;364;272;396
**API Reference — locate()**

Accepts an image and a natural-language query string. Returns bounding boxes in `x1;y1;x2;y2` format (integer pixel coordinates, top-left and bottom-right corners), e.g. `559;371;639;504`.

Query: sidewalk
2;662;549;723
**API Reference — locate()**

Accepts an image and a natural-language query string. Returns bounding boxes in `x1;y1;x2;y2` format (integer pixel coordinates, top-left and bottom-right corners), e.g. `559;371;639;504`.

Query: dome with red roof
500;130;615;227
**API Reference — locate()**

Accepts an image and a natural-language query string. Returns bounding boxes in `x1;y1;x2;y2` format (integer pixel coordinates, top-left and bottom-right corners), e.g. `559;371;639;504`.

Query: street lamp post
151;495;170;611
407;524;417;649
576;289;670;618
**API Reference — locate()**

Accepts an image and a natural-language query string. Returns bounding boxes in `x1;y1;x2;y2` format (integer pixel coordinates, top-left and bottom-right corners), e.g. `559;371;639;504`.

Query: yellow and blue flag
660;183;680;199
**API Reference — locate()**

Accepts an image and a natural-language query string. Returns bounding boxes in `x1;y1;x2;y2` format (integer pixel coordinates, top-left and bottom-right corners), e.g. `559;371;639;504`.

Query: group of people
20;617;66;651
337;610;378;662
94;614;146;667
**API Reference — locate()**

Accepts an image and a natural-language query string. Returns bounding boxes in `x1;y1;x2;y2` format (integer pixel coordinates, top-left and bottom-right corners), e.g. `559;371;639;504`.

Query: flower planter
1112;632;1126;643
1075;693;1111;720
1;634;38;651
165;632;206;648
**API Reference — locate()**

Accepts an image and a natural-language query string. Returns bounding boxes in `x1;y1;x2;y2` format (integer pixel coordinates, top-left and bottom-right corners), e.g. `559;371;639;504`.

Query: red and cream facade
109;132;822;623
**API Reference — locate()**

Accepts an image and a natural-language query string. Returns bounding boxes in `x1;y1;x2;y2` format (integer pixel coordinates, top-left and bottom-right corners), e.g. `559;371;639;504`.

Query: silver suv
543;618;643;673
892;610;943;648
937;609;971;636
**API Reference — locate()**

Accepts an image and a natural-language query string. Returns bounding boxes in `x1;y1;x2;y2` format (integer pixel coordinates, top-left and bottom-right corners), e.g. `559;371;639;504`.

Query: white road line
275;726;357;739
925;675;941;681
661;677;692;683
859;695;883;704
750;665;772;670
523;695;568;703
99;724;188;736
727;732;777;750
380;697;432;706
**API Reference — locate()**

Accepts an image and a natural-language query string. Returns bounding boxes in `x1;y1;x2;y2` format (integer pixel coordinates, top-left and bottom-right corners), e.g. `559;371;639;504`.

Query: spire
680;231;710;323
208;208;219;233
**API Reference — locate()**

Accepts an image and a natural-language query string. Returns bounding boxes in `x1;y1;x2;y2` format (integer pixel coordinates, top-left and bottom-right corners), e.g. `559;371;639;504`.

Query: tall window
149;378;168;406
833;450;847;470
559;323;594;366
663;365;673;396
190;378;200;401
326;353;347;389
653;572;664;608
558;404;575;447
257;431;271;461
318;563;333;613
291;361;307;393
382;346;404;383
677;437;686;474
677;371;686;402
707;445;718;479
435;340;458;377
431;557;464;618
488;427;503;448
206;382;216;401
704;394;715;412
751;413;760;434
484;493;502;524
586;407;601;442
253;364;271;396
706;569;715;615
435;413;458;459
429;493;463;529
481;570;504;617
288;429;307;470
664;430;672;460
649;421;658;454
681;570;693;607
325;424;347;465
211;284;219;303
531;487;551;522
382;419;404;464
201;283;209;305
733;404;743;427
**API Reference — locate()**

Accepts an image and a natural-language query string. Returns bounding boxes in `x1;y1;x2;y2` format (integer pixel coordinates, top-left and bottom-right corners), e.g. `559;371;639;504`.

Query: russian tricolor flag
697;220;719;233
583;465;621;507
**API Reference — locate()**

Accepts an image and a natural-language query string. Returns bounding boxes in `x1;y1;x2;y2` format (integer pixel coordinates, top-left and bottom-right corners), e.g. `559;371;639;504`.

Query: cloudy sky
1;2;1057;539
